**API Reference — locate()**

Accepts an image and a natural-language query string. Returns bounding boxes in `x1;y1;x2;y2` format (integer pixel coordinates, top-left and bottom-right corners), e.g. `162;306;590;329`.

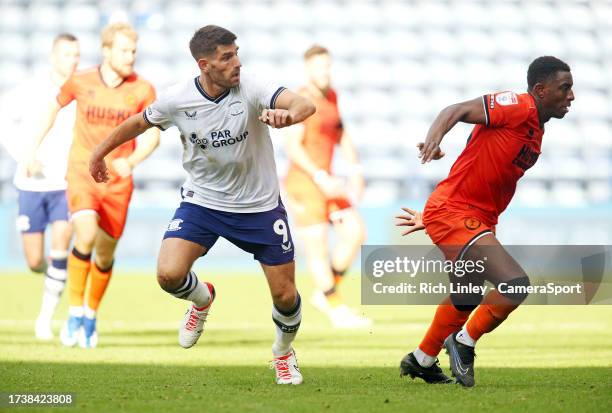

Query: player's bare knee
498;275;531;303
450;293;482;312
156;267;185;291
95;256;114;272
271;289;297;311
28;259;46;274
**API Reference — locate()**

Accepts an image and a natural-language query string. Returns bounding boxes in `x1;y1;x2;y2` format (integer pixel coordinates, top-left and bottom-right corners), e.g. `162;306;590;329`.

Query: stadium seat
27;3;62;31
559;4;594;29
62;4;100;31
514;181;550;207
0;5;27;31
550;182;587;207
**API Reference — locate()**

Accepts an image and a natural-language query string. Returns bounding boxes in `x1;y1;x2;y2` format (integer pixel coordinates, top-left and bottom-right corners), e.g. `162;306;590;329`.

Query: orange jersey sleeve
483;91;531;129
57;75;77;107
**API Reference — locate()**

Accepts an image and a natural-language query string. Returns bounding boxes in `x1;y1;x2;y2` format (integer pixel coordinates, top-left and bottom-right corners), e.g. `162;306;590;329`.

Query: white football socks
414;347;436;368
272;294;302;357
456;327;476;347
37;250;68;323
170;271;214;309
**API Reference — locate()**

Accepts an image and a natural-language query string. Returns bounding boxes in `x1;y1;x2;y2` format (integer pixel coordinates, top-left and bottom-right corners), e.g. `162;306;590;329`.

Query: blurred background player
0;33;79;340
89;25;315;385
27;22;159;348
284;45;370;328
397;56;574;387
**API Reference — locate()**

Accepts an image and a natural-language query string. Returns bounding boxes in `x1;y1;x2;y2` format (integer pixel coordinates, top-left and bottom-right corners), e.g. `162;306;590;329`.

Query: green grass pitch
1;272;611;413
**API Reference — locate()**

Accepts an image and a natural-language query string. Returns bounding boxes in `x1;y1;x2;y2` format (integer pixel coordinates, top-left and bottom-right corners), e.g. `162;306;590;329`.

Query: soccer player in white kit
0;33;80;340
88;25;315;385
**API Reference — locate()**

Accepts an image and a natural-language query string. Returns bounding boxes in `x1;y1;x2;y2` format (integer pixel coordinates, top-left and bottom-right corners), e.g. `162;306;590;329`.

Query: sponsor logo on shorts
16;215;30;232
464;218;481;230
167;218;183;232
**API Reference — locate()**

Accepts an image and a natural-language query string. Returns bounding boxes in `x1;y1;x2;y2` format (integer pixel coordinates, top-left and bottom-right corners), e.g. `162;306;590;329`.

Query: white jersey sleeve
143;90;173;131
241;75;287;111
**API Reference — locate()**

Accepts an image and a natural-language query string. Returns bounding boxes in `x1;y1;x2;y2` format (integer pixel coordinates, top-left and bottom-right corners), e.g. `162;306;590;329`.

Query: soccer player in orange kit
396;56;574;386
284;45;370;328
27;22;160;348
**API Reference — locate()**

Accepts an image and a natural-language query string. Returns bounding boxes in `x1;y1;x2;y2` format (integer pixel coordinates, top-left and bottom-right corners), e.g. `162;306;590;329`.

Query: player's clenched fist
89;156;109;183
259;108;293;128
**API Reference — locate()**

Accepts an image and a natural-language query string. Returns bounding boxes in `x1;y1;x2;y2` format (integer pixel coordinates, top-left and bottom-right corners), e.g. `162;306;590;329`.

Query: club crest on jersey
228;100;244;116
495;91;518;106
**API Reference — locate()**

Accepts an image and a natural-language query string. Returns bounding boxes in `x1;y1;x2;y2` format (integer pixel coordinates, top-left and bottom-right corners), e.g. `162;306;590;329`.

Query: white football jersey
144;74;286;213
0;73;75;192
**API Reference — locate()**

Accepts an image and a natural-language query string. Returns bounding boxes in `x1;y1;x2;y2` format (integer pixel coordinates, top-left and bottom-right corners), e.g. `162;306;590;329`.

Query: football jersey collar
194;76;230;104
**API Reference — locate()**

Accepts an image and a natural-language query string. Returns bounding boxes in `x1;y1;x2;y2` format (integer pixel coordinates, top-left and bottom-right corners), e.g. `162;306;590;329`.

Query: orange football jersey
57;67;156;168
426;91;543;226
285;87;343;186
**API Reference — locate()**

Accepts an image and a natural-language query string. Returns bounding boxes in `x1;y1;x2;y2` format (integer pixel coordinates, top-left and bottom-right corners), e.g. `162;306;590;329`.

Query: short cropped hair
101;22;138;48
53;33;78;48
527;56;571;90
304;44;329;60
189;25;237;59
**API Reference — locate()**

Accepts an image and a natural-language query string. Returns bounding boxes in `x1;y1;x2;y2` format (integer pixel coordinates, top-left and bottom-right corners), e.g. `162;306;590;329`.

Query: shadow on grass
0;362;610;413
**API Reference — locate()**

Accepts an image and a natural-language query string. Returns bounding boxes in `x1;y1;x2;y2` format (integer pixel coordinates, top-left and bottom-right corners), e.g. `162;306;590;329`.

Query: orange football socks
466;290;519;341
68;248;91;307
418;296;473;356
87;263;113;312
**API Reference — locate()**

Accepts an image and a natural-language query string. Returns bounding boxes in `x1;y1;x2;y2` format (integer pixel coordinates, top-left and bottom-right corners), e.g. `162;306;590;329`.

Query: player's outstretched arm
90;113;152;183
25;101;62;176
259;90;315;129
418;97;486;164
111;126;160;178
395;207;425;236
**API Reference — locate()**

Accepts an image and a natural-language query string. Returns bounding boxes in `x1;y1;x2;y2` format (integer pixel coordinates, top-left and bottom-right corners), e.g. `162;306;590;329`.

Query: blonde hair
304;44;329;61
101;22;137;48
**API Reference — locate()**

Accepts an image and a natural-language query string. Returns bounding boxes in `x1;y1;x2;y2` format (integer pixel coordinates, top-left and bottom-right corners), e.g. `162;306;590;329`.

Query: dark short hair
304;44;329;60
53;32;78;47
527;56;571;89
189;25;237;59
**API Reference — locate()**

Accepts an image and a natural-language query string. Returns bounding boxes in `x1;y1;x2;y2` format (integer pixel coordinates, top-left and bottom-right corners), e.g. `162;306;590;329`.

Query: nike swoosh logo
292;364;300;372
451;346;469;376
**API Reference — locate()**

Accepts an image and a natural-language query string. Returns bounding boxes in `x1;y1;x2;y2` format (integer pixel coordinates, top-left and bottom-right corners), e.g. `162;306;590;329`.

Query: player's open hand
259;109;293;128
90;156;109;183
395;207;426;236
417;140;445;163
111;158;133;178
